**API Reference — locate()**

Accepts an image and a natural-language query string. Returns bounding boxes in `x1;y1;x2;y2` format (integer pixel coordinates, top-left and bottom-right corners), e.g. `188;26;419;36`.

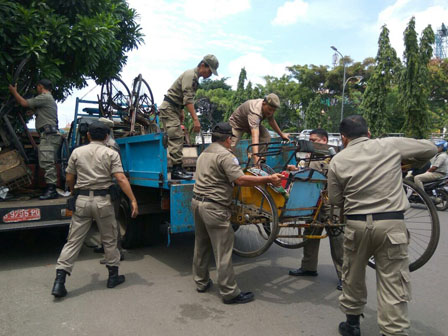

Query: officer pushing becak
192;122;283;304
327;115;437;336
9;79;61;200
289;128;344;291
229;93;289;165
51;121;138;298
159;54;219;180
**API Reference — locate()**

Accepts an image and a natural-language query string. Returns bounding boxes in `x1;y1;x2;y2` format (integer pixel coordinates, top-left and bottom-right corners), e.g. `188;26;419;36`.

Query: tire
133;78;155;115
434;188;448;211
107;77;132;111
232;185;279;257
117;195;141;249
368;180;440;272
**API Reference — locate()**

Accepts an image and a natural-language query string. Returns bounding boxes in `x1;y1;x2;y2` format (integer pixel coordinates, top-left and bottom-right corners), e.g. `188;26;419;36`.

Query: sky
56;0;448;128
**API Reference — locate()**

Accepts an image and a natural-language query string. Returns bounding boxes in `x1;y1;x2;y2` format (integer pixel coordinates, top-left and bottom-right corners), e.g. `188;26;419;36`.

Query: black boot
171;165;193;180
40;184;58;200
51;269;68;298
107;265;125;288
338;314;361;336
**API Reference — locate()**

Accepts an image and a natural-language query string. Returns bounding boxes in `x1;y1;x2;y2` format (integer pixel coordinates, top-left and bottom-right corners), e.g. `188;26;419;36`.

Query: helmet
434;139;447;151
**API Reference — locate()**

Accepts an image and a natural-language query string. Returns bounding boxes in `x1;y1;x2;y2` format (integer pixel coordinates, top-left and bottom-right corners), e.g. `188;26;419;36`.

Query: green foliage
361;25;401;137
305;95;332;130
0;0;143;103
399;17;435;138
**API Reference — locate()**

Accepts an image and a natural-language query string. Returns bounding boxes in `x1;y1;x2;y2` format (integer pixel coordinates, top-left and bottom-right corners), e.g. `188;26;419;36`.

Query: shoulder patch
233;157;240;166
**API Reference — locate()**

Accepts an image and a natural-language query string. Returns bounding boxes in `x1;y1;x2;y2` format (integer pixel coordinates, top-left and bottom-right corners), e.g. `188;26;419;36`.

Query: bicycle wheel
232;185;279;258
108;77;131;111
13;57;32;96
434;188;448;211
368;180;440;272
99;81;112;117
134;78;155;116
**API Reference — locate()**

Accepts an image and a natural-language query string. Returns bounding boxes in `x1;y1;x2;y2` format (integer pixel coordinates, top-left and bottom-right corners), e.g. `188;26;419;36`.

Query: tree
0;0;143;103
428;59;448;132
361;25;400;137
304;95;332;130
399;17;435;138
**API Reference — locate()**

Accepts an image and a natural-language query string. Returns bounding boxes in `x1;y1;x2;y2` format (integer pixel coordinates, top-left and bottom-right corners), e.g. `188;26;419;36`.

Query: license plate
3;208;41;223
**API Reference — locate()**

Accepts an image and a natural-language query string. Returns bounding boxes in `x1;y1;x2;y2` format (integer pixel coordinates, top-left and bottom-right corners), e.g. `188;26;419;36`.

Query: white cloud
183;0;251;21
227;53;291;88
376;0;448;58
272;0;309;26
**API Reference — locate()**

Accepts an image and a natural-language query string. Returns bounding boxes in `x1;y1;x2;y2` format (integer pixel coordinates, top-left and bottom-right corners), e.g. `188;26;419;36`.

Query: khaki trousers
231;125;271;153
56;194;120;274
191;199;241;300
414;171;444;190
38;133;61;185
340;217;411;336
301;227;343;278
159;104;184;166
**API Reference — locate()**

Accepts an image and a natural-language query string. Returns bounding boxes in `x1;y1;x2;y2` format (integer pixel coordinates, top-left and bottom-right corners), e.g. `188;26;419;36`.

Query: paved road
1;212;447;336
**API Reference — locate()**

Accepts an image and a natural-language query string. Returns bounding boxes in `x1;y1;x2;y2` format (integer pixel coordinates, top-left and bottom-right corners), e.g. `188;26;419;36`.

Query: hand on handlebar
269;173;283;187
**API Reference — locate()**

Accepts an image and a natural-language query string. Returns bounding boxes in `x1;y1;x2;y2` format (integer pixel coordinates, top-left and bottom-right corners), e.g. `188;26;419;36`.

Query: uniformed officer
229;94;289;165
327;115;437;336
289;129;344;291
192;122;283;304
51;121;138;298
9;79;61;199
159;54;219;180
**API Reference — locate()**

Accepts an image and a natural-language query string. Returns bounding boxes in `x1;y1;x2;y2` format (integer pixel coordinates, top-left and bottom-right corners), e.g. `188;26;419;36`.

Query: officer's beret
212;122;233;135
88;121;110;136
264;93;280;108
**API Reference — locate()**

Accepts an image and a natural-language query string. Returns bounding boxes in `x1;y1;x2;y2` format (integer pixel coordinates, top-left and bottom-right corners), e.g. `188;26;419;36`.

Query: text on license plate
3;208;41;223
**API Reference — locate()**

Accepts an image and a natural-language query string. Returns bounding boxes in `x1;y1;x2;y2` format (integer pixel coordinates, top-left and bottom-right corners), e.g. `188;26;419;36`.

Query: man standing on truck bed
51;121;138;298
229;93;289;165
159;54;219;180
192;122;283;304
9;79;61;200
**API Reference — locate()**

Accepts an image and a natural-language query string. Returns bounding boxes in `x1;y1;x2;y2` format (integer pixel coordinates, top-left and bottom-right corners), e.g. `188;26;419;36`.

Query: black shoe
94;245;104;253
337;279;343;291
106;265;125;288
171;165;193;180
338;315;361;336
51;269;68;298
40;184;58;200
197;279;213;293
223;291;254;304
288;268;318;276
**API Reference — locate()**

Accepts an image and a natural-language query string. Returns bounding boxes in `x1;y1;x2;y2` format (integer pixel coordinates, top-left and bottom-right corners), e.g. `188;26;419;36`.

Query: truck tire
117;196;141;249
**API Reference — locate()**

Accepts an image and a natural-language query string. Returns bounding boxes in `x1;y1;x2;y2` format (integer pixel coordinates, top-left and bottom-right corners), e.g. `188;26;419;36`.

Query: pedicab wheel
368;180;440;272
434;189;448;211
132;77;155;116
232;185;279;258
107;77;132;111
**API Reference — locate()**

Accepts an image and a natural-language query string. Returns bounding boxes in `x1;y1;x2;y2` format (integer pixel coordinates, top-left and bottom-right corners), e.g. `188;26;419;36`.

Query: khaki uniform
301;160;343;278
159;68;199;165
328;137;437;336
229;99;271;150
27;92;61;184
56;141;124;274
192;142;244;300
414;151;448;190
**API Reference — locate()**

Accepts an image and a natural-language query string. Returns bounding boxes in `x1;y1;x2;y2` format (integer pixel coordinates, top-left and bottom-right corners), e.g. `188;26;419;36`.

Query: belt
38;124;59;134
193;194;224;206
346;211;404;221
78;189;110;196
163;95;183;110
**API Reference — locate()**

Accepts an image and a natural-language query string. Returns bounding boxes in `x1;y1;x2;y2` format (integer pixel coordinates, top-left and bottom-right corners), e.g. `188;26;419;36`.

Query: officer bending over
192;122;282;304
51;122;138;298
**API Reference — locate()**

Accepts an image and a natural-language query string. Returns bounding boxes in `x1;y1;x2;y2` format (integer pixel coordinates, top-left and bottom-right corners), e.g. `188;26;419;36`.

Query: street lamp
331;46;347;122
